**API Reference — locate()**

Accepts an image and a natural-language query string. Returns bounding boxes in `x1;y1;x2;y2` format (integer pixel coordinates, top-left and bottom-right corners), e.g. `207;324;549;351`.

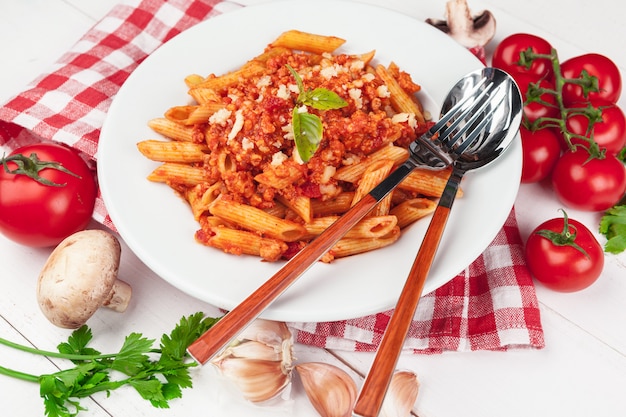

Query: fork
352;67;522;417
186;68;513;366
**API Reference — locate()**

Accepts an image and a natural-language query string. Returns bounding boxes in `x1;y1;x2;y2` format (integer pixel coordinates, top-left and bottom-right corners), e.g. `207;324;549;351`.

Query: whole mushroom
37;229;132;329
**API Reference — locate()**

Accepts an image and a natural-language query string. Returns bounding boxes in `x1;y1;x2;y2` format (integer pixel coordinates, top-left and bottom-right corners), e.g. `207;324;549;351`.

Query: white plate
98;0;521;322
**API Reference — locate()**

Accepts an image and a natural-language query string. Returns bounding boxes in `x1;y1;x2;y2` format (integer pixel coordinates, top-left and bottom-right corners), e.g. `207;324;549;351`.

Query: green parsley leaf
130;378;169;408
57;326;100;360
110;333;154;375
599;205;626;254
160;312;218;361
293;109;323;162
0;312;220;416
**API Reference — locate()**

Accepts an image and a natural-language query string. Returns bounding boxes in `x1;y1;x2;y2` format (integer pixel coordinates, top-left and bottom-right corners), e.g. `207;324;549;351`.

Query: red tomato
566;99;626;154
0;143;97;247
516;74;560;125
551;149;626;211
492;33;554;80
561;53;622;105
525;212;604;292
520;126;562;183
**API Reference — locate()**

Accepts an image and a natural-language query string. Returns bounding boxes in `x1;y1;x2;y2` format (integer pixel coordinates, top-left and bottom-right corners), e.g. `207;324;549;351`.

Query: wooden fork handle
187;194;378;364
352;204;451;417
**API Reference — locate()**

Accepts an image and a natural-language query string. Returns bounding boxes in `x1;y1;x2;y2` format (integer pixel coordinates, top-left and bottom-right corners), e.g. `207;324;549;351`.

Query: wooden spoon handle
187;194;378;364
352;203;451;417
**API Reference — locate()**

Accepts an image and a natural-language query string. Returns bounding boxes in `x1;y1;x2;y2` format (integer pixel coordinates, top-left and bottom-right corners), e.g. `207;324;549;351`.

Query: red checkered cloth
0;0;544;353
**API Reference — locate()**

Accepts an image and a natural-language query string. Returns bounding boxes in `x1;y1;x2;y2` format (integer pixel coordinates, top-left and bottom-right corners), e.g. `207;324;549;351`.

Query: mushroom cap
37;229;122;328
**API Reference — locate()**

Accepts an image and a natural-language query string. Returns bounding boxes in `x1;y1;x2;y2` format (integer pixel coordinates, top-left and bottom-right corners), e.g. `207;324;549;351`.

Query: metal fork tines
408;76;493;169
408;73;510;169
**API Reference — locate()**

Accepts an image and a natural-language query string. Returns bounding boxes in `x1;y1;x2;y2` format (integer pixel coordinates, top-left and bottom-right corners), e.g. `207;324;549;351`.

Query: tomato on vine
516;74;560;126
0;143;97;247
519;126;561;183
492;33;554;80
560;53;622;105
565;99;626;154
551;149;626;211
525;210;604;292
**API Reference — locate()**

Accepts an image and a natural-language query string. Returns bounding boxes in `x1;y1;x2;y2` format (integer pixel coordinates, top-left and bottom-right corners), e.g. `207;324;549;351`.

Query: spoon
187;67;522;367
352;67;523;417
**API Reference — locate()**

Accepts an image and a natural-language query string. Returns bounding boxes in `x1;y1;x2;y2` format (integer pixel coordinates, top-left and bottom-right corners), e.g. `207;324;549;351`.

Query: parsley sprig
286;64;347;162
0;312;219;417
600;195;626;254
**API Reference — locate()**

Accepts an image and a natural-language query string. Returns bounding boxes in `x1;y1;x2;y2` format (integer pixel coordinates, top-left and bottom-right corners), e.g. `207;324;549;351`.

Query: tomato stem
535;209;590;258
0;152;81;187
518;48;605;160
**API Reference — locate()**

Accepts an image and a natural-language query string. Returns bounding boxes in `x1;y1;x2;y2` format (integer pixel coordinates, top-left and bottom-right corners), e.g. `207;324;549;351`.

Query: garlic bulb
380;370;420;417
211;319;293;402
295;362;357;417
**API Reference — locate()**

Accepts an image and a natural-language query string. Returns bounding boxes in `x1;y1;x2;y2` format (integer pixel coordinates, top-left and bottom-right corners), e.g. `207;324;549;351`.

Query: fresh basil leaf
302;88;347;110
292;108;323;163
286;65;305;101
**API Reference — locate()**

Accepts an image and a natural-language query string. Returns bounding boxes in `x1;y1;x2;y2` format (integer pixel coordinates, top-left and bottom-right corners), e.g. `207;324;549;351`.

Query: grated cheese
276;84;291;100
209;108;232;126
241;137;254;151
348;88;363;109
377;85;391;98
227;109;244;142
271;151;288;166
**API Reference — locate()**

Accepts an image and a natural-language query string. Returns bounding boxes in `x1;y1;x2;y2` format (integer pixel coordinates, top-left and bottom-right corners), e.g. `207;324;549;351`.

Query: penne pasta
270;30;346;54
137;140;208;163
390;198;437;229
376;64;426;125
137;30;462;263
277;194;312;223
311;192;355;216
399;167;464;198
147;118;197;142
334;144;408;183
352;159;394;216
195;225;287;262
164;102;226;125
302;215;398;240
209;197;306;242
327;226;401;260
147;163;206;186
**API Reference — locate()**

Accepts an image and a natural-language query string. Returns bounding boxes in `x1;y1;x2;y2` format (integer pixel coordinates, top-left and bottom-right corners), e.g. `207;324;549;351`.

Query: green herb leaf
293;109;324;163
599;205;626;254
160;312;218;361
130;378;170;408
57;326;100;360
300;88;347;110
110;333;154;375
286;64;347;162
0;312;219;416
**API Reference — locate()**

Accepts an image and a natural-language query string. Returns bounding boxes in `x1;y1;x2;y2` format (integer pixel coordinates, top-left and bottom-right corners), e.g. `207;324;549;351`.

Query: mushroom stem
103;279;133;312
426;0;496;49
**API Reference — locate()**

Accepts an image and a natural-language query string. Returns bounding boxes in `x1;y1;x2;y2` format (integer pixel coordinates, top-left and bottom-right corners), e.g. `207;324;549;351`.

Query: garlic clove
380;370;420;417
220;340;283;362
295;362;357;417
214;357;292;403
235;319;292;349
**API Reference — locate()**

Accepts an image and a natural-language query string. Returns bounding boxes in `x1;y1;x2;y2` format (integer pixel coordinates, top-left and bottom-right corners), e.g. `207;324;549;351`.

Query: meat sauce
198;49;424;210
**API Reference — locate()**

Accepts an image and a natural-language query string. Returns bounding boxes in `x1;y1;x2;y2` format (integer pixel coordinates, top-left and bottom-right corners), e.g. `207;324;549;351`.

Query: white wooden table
1;1;625;416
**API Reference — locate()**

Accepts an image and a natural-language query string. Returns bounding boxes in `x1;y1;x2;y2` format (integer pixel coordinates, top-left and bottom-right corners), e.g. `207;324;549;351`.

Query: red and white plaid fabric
0;0;544;353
